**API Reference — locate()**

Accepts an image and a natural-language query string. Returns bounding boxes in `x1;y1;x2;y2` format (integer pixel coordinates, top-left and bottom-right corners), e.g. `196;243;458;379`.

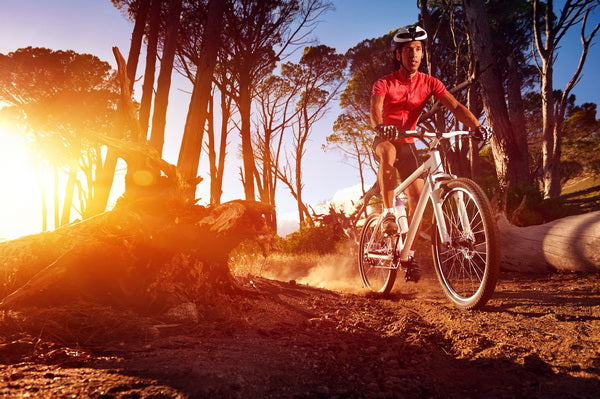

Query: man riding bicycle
371;24;491;242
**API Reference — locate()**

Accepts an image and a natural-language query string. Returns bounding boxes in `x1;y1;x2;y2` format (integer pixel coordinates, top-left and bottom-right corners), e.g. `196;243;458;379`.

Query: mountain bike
355;129;499;310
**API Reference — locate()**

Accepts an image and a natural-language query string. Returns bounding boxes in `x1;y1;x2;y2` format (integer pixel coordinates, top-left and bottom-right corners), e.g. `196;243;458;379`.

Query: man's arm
370;95;384;127
439;92;480;129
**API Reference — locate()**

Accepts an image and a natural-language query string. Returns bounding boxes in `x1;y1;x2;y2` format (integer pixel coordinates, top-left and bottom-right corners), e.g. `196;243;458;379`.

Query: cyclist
371;24;491;238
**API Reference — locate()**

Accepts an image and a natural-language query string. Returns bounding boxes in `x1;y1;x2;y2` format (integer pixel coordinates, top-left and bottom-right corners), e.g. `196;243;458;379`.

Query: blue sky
0;0;598;237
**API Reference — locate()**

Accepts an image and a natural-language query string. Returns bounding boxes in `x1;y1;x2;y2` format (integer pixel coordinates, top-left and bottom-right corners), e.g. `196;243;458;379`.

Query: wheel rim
360;218;395;292
435;188;488;302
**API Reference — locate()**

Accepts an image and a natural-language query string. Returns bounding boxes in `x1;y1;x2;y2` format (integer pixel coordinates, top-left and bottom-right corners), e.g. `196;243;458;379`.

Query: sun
0;122;43;240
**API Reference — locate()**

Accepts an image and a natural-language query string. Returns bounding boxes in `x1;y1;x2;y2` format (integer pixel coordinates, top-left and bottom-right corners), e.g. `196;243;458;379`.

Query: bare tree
533;0;599;198
221;0;332;201
324;113;376;196
276;45;345;223
253;74;301;211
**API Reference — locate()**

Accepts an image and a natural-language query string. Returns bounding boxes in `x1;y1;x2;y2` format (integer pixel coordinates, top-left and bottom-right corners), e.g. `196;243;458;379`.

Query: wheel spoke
434;185;493;304
359;216;397;294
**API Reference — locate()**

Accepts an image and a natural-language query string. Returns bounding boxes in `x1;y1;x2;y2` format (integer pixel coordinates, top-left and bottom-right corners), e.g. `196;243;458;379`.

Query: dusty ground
1;261;598;399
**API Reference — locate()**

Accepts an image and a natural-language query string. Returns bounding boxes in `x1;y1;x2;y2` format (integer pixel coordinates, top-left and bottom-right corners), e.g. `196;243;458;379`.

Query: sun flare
0;122;43;240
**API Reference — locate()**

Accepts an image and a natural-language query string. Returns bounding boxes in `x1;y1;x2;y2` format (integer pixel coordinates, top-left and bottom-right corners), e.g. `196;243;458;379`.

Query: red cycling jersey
372;69;448;144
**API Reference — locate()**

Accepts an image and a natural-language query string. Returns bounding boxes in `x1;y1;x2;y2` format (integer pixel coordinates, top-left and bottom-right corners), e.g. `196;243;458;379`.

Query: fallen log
0;199;274;312
498;211;600;273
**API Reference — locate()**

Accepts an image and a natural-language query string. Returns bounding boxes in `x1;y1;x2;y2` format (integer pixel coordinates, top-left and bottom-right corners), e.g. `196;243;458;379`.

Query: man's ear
395;48;401;61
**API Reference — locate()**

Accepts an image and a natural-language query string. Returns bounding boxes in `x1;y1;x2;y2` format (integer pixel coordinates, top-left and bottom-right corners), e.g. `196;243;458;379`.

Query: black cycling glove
472;124;493;141
375;124;398;141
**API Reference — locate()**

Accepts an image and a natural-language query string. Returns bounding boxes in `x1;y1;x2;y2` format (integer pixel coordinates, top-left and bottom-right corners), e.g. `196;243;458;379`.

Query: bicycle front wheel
432;178;499;309
358;215;397;295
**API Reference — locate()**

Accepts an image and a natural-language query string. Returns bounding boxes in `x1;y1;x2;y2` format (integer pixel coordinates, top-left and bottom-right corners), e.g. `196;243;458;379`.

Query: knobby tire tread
432;178;500;310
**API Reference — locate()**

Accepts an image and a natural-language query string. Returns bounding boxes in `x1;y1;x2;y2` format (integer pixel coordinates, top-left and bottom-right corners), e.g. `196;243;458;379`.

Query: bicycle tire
432;178;499;309
358;215;397;295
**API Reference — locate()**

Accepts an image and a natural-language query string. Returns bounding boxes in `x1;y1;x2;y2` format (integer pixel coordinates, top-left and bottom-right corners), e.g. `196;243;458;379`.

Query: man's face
396;41;423;73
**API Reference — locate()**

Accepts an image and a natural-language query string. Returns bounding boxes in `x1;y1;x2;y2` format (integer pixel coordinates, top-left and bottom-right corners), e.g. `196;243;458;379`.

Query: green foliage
472;174;501;204
0;47;120;154
276;220;347;254
561;102;600;177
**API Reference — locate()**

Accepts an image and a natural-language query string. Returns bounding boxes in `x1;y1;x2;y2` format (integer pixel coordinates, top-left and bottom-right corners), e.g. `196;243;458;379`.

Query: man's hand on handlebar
375;124;399;141
472;124;492;142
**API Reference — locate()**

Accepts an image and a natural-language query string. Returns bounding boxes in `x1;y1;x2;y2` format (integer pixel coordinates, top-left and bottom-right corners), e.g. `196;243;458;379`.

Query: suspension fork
429;147;452;246
431;177;450;245
456;189;474;238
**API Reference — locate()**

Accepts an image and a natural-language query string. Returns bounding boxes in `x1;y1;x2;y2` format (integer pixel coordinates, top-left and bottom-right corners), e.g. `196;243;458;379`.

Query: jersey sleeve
372;77;388;97
430;76;448;99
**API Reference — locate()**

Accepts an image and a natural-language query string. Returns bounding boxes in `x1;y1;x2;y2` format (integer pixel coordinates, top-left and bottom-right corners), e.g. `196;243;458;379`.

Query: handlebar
374;125;490;145
400;130;471;139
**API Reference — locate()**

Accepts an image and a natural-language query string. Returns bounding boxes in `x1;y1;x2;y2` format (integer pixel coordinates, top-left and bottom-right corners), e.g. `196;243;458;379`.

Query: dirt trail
1;266;599;398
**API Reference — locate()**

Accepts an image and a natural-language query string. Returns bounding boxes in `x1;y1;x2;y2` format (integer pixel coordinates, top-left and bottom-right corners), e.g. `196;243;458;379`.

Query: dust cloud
234;241;441;296
293;253;364;293
248;249;366;293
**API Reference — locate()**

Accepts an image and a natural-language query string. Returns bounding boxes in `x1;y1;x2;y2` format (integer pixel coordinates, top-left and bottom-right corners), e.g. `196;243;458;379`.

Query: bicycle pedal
404;270;421;283
402;259;421;283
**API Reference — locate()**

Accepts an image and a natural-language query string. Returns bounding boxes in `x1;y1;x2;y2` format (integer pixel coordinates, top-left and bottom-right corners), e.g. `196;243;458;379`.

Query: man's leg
406;178;424;250
395;143;423;282
375;141;397;234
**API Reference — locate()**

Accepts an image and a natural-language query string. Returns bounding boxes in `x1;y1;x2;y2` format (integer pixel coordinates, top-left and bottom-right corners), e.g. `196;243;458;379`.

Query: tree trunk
295;154;304;224
88;150;118;217
210;90;231;205
60;159;78;226
126;0;151;91
207;95;218;204
149;0;183;155
34;165;48;232
53;166;59;229
139;0;161;137
541;60;559;198
239;77;256;201
464;0;531;192
506;54;531;180
295;116;308;224
257;127;275;207
177;0;225;196
498;212;600;272
506;56;528;153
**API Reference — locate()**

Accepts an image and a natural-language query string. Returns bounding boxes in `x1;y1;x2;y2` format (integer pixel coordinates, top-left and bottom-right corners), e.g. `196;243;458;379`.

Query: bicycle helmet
391;25;427;47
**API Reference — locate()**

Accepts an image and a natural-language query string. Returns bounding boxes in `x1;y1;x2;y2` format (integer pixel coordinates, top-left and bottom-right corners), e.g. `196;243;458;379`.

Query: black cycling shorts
372;137;421;180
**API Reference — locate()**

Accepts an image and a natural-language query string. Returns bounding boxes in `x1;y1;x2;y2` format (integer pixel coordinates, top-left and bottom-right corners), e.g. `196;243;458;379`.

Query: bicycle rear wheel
432;178;499;309
358;215;397;295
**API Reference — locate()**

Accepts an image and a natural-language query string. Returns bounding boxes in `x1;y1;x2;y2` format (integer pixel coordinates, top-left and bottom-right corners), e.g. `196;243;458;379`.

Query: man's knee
375;141;396;165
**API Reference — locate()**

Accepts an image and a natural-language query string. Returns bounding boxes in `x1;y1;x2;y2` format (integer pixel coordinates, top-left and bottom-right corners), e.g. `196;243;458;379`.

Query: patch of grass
561;175;600;195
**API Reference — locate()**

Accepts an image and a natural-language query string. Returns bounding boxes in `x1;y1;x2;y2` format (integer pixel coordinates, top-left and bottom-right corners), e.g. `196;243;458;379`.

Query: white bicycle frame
366;130;473;264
